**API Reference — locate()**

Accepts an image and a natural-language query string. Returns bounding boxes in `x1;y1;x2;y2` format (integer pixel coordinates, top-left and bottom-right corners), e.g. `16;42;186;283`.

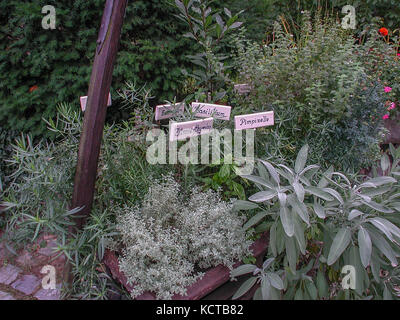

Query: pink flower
398;53;400;57
384;86;392;93
388;102;396;110
383;114;390;120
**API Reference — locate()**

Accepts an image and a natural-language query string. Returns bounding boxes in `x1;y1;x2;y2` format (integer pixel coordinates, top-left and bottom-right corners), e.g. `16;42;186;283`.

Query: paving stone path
0;233;66;300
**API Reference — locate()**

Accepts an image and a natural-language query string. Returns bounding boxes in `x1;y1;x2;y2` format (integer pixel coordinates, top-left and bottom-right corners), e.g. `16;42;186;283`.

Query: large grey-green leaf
262;257;275;270
278;192;287;207
381;153;390;172
358;226;372;268
327;228;351;265
280;206;294;237
368;218;394;241
318;166;334;188
316;270;329;298
367;226;398;266
322;188;344;204
241;175;273;190
243;211;268;231
293;216;306;254
361;200;394;214
366;176;396;187
313;202;326;219
305;281;318;300
361;186;391;198
293;182;305;202
348;209;364;221
231;264;257;278
232;277;257;300
269;223;277;257
295;144;309;174
267;272;284;290
249;190;277;203
288;195;310;226
371;217;400;239
260;160;280;185
285;235;297;273
304;186;334;201
233;200;259;211
261;276;271;300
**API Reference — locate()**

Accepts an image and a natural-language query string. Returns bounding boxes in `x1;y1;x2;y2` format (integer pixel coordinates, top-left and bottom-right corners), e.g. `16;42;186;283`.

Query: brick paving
0;234;66;300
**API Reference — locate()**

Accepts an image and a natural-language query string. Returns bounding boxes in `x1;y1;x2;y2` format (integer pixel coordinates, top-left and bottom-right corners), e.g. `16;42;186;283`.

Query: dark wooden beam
71;0;128;230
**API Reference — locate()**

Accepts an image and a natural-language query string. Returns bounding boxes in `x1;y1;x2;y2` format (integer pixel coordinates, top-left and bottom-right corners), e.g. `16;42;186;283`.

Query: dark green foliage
0;0;193;139
233;14;390;172
0;128;18;190
0;0;268;139
316;83;387;171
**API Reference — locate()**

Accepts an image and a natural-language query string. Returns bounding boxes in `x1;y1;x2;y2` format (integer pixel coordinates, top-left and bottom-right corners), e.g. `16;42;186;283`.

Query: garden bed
103;232;269;300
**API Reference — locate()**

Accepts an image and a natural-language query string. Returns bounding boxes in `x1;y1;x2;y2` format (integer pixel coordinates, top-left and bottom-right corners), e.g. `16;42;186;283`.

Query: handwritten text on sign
169;118;213;141
234;111;274;130
191;102;231;121
234;83;253;95
155;103;185;121
80;93;112;112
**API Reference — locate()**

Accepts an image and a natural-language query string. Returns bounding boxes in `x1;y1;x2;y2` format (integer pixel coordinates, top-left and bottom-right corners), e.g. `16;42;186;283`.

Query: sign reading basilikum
191;102;231;121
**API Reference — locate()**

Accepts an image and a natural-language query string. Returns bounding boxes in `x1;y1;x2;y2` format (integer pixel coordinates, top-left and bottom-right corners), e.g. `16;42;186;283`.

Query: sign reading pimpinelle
191;102;231;121
169;118;213;141
234;111;274;130
80;93;112;112
155;103;185;121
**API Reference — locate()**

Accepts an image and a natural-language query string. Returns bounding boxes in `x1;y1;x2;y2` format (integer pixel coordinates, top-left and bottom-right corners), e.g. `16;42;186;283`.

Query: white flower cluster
116;175;252;299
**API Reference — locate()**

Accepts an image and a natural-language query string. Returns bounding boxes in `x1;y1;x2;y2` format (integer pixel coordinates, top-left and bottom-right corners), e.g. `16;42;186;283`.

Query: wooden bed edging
103;232;269;300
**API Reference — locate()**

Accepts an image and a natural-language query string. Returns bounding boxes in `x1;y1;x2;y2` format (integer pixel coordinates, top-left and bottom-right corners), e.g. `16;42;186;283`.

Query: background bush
2;0;399;141
233;13;390;172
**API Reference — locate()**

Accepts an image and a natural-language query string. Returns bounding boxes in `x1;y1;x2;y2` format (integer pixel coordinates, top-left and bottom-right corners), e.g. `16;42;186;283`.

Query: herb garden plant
231;145;400;300
1;1;400;302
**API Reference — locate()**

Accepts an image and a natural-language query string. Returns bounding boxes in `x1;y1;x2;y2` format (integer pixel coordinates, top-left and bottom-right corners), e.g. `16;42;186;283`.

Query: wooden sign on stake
169;118;214;141
154;102;184;120
80;93;112;111
234;83;253;95
191;102;231;121
234;111;274;130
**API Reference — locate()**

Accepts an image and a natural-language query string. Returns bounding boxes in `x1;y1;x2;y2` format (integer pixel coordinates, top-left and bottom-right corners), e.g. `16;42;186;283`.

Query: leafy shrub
232;144;400;300
116;174;252;299
0;101;171;299
0;0;274;139
233;13;388;171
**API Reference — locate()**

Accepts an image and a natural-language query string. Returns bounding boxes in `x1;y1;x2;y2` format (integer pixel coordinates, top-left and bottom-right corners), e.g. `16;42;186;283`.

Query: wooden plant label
191;102;231;121
80;93;112;112
155;102;185;121
169;118;213;141
234;111;274;130
234;83;253;95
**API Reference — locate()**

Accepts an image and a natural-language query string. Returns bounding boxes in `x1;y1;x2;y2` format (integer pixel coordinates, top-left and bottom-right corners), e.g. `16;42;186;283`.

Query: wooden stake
71;0;128;230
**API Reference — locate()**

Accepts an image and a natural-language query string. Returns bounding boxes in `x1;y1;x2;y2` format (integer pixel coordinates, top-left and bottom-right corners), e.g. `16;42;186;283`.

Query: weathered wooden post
71;0;128;230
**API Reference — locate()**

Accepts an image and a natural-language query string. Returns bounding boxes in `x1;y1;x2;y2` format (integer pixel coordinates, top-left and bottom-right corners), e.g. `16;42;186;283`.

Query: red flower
379;27;389;36
29;85;38;93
